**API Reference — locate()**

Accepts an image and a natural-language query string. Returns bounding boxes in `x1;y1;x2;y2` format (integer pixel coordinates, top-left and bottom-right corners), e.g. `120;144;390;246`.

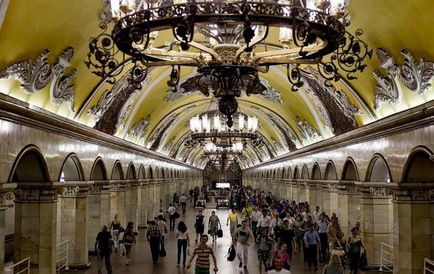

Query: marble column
330;187;339;215
322;186;331;215
286;182;292;201
392;185;434;274
292;182;299;203
14;185;57;274
0;191;12;270
59;185;90;268
129;183;140;230
308;183;319;209
138;182;149;227
360;186;393;266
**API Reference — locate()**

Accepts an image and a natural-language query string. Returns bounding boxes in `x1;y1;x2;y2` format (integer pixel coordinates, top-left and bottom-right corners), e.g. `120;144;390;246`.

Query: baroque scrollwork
14;188;57;201
0;48;77;108
50;47;77;109
146;113;179;149
61;186;80;197
374;48;434;109
369;186;391;197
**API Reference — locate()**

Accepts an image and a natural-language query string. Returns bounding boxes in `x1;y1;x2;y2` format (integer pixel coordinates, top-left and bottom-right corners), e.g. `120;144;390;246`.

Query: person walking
227;208;238;241
122;221;136;265
267;256;292;274
251;206;262;238
176;221;190;268
323;254;344;274
347;228;365;274
304;224;321;272
278;219;297;263
234;219;254;270
95;225;113;274
186;234;218;274
146;220;162;265
318;213;330;263
110;214;122;253
194;209;205;242
180;193;188;215
257;227;274;274
168;203;177;231
208;210;221;242
157;215;168;248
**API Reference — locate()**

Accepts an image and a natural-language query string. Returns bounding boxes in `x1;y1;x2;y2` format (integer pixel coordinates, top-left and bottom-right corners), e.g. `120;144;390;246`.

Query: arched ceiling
0;0;434;169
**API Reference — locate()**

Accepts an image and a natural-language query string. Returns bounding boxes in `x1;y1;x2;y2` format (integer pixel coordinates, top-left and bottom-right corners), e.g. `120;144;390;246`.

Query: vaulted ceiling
0;0;433;169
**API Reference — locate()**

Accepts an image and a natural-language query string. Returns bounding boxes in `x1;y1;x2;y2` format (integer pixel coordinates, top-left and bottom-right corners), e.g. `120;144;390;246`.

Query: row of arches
9;145;199;184
247;146;434;183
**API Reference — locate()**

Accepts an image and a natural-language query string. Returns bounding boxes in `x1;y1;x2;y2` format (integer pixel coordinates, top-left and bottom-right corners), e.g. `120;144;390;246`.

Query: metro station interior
0;0;432;273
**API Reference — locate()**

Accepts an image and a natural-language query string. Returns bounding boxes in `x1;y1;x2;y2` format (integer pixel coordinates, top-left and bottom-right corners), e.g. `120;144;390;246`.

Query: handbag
217;229;223;238
227;244;236;261
173;212;180;219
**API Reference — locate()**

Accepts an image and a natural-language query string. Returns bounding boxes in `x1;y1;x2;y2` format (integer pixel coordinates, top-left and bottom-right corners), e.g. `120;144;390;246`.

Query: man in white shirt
167;203;177;231
257;209;271;235
251;206;262;238
267;256;291;274
179;194;187;215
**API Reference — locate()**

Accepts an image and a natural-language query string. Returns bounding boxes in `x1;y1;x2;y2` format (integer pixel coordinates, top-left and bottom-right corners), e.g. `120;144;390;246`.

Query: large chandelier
86;0;371;124
186;112;263;148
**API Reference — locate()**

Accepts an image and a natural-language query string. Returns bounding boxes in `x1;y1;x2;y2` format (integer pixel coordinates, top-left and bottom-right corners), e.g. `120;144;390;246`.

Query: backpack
227;245;236;261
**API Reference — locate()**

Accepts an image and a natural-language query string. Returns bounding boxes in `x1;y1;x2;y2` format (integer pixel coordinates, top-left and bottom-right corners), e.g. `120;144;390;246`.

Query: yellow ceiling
0;0;433;168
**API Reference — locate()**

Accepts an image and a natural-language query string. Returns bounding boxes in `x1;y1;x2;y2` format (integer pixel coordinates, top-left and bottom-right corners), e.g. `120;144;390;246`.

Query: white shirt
168;206;176;215
258;215;271;228
267;269;291;274
252;211;262;222
180;195;187;203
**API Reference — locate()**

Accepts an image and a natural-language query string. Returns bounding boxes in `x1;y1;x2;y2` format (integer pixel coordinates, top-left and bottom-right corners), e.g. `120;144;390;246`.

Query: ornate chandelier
86;0;371;125
186;112;263;148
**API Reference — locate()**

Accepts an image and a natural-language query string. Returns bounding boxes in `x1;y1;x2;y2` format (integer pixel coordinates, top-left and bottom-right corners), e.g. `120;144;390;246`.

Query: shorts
195;265;210;274
257;249;270;262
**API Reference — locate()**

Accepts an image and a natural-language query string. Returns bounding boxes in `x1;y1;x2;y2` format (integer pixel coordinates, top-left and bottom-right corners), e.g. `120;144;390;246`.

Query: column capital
60;185;90;198
355;182;394;198
0;191;15;206
14;187;57;202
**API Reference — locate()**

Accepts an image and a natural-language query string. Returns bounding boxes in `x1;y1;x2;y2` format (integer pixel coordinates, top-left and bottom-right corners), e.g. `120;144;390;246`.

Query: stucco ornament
0;48;77;108
129;115;151;139
399;49;434;94
146;113;179;149
100;0;112;23
373;48;401;109
296;117;321;144
374;48;434;109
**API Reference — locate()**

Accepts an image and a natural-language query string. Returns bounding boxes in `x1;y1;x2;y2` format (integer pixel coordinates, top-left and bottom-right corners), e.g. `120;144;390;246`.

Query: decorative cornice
374;48;434;109
14;188;57;202
392;188;434;203
0;47;77;109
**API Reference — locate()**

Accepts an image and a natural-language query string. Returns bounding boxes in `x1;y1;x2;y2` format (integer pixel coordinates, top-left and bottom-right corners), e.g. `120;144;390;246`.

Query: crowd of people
94;186;367;274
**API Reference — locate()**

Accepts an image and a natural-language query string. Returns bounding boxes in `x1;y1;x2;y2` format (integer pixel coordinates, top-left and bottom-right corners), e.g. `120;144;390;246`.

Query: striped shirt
193;245;214;268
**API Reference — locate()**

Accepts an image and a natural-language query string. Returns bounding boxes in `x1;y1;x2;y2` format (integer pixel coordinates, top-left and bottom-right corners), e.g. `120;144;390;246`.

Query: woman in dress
122;221;136;265
194;209;205;242
176;221;190;268
208;210;221;242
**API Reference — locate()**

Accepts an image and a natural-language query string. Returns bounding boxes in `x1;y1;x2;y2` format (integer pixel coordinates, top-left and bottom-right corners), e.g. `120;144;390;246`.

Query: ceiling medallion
86;0;371;125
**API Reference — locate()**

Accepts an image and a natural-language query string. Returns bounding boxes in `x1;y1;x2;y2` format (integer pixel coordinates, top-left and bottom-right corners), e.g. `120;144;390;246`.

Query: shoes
239;262;243;268
244;266;247;270
115;248;118;253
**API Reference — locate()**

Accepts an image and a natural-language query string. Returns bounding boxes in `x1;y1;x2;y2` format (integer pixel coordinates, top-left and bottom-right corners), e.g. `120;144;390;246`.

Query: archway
393;147;434;273
293;166;300;179
341;158;359;181
138;164;145;179
126;163;137;180
324;161;338;180
311;163;321;180
59;154;84;182
111;161;124;180
90;158;107;181
366;154;392;182
9;146;56;272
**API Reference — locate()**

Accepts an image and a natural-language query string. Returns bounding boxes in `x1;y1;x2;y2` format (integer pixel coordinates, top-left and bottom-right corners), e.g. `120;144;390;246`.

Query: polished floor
77;207;380;274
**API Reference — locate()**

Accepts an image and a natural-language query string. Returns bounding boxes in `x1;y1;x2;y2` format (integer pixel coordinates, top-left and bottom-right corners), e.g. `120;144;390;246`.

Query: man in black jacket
95;225;113;274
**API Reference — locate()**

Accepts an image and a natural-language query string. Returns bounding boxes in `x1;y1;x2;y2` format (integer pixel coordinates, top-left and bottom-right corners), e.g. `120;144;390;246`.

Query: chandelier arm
189;41;221;61
196;26;224;45
252;40;326;63
235;26;269;59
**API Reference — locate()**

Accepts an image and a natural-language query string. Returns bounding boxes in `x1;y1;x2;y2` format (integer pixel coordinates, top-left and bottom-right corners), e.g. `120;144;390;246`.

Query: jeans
170;215;176;230
237;243;249;265
177;239;188;265
306;244;318;269
181;202;187;214
112;230;120;249
97;251;112;274
319;233;328;262
149;237;160;263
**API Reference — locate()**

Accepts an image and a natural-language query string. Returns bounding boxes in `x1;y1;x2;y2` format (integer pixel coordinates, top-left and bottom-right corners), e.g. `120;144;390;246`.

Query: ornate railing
379;242;394;272
425;258;434;274
56;240;70;272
